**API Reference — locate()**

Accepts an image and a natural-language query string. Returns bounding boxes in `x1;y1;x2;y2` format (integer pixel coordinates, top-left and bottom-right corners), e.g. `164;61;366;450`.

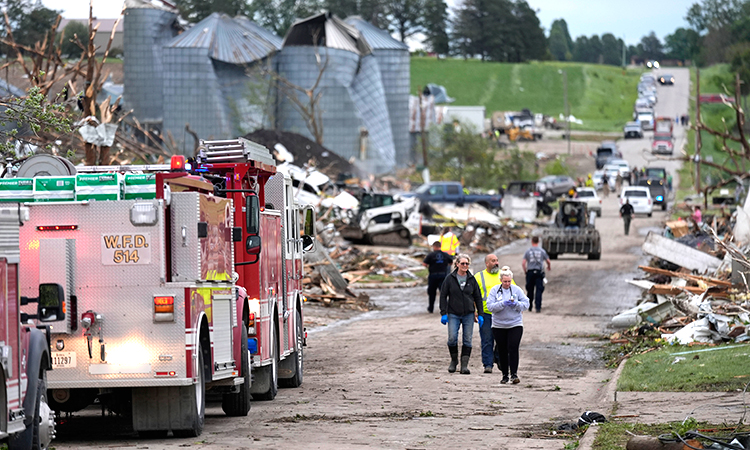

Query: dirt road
50;70;698;449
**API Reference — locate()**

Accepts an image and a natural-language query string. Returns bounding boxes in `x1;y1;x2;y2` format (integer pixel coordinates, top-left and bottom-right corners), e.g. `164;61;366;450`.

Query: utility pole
562;69;571;155
695;68;701;194
418;86;429;168
621;35;626;68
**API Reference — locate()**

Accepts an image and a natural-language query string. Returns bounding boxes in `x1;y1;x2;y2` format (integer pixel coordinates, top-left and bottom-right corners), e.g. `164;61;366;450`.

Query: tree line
3;0;750;69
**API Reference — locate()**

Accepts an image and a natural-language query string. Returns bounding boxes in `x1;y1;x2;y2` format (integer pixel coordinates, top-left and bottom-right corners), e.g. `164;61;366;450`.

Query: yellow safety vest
440;233;459;256
476;270;511;314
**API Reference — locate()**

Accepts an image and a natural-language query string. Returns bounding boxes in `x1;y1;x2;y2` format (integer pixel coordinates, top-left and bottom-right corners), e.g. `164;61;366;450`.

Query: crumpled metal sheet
78;123;118;147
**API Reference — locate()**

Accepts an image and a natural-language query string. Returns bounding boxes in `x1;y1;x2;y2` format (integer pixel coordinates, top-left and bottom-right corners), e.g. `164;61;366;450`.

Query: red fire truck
0;205;55;449
8;138;314;437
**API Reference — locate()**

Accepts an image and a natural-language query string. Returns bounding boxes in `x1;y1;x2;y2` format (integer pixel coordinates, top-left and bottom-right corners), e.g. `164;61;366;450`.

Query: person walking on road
486;269;530;384
522;236;551;313
439;227;460;256
475;254;502;373
620;198;635;235
601;172;610;198
423;241;453;314
440;254;483;375
615;172;623;195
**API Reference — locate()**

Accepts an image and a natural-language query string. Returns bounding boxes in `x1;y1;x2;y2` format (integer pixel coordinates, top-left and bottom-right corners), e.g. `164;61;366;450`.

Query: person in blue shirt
422;241;453;313
486;269;530;384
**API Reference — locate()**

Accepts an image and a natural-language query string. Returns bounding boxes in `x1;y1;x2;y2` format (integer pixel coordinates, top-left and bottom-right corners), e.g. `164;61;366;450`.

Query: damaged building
122;3;409;173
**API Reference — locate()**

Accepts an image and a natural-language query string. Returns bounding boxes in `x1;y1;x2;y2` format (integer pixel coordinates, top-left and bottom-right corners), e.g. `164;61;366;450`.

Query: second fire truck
7;138;314;436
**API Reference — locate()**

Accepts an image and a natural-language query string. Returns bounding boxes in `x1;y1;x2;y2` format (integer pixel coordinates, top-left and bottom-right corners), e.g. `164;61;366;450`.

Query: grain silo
346;16;410;167
278;12;395;174
162;13;282;154
123;0;180;124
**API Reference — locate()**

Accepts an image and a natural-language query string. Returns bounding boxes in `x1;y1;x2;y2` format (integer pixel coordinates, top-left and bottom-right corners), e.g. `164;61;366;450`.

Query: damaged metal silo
278;12;396;174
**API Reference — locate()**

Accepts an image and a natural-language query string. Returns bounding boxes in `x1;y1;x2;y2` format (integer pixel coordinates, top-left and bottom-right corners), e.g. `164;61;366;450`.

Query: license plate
51;352;77;369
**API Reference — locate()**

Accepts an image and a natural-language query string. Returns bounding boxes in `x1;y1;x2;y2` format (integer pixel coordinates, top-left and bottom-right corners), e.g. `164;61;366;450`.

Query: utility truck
2;138;315;437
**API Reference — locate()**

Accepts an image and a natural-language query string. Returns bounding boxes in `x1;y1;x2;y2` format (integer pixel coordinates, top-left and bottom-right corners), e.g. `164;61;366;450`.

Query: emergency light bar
171;155;186;171
37;225;78;231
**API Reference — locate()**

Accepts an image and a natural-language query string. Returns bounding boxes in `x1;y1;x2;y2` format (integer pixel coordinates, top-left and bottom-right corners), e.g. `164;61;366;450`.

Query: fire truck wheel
279;310;303;388
252;320;278;401
221;324;251;416
9;370;53;450
173;344;205;437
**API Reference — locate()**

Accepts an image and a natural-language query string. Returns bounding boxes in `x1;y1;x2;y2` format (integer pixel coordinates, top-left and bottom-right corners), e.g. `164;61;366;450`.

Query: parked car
636;110;655;130
651;134;674;155
576;187;602;217
644;167;667;181
536;175;576;200
637;178;667;211
592;170;605;190
620;186;653;217
403;181;503;210
658;74;675;85
606;158;631;180
624;121;644;139
595;141;622;168
635;98;653;110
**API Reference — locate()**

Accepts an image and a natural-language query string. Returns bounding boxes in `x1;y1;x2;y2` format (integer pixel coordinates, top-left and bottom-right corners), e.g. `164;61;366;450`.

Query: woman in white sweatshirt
486;269;530;384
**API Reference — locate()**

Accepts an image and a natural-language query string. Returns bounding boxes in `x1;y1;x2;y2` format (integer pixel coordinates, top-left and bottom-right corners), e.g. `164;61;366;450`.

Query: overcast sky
42;0;696;46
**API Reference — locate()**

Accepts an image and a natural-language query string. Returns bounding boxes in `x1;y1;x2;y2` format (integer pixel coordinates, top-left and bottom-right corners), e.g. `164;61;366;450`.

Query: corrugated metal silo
278;12;395;174
346;17;410;167
123;0;179;124
162;13;282;155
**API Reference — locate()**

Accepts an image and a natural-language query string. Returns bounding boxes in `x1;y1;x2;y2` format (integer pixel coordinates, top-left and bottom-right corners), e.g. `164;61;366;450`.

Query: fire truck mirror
303;205;316;238
302;235;316;253
246;235;261;254
38;283;65;323
246;195;260;235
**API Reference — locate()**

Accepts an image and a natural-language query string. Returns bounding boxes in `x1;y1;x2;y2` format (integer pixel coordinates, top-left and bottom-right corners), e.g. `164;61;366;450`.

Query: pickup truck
402;181;503;211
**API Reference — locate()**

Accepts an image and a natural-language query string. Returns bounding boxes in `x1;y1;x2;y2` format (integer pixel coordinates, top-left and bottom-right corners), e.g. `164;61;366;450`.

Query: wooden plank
638;265;731;287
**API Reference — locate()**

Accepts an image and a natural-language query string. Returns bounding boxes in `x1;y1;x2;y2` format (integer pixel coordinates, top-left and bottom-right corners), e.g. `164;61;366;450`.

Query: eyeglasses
458;262;469;266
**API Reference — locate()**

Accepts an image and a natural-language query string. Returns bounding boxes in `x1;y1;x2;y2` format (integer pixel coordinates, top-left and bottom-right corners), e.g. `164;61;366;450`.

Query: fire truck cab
0;205;55;449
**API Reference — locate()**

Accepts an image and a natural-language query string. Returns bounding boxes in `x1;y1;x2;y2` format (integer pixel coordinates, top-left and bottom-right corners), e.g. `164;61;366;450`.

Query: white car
636;111;655;130
576;187;601;217
607;158;631;180
591;170;604;190
620;186;653;217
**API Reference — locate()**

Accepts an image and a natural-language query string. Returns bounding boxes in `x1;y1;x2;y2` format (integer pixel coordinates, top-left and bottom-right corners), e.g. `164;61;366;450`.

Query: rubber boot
448;345;459;373
460;346;472;374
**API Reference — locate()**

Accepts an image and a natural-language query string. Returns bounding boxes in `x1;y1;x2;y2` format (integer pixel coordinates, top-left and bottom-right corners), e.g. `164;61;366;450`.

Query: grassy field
410;58;644;131
617;343;750;392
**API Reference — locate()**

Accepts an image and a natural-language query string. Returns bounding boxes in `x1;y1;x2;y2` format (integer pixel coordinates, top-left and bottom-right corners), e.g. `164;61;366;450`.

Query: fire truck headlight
106;342;150;366
130;202;158;226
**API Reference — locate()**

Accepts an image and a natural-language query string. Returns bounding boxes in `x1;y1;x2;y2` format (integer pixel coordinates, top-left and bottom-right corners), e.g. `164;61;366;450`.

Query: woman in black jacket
439;253;484;374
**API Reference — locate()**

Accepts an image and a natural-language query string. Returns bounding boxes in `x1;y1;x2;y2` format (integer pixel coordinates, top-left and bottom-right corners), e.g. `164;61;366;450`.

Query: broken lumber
638;265;731;287
648;284;729;298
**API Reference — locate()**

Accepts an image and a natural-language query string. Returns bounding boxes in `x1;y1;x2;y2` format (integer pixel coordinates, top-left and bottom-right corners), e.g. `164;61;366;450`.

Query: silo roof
283;12;371;56
125;0;178;12
345;16;408;51
166;13;282;64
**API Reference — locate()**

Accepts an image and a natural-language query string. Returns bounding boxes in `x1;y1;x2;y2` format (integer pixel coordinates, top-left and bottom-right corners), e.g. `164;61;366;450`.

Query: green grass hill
410;57;644;132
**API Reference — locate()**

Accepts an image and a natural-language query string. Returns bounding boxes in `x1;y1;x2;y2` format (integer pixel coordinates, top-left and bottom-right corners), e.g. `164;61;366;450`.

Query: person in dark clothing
522;236;551;313
422;241;453;313
439;254;483;375
620;199;635;235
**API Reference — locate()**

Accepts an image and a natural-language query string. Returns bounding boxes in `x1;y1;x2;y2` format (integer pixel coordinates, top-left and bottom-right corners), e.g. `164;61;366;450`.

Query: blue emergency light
656;195;664;201
248;338;258;354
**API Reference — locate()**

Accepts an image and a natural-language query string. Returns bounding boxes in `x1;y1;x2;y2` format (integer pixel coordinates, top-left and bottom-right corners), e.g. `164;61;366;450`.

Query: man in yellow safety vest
439;227;460;256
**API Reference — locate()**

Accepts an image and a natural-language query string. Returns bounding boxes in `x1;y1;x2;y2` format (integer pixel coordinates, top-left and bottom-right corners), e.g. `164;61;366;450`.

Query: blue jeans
479;312;496;367
447;313;474;348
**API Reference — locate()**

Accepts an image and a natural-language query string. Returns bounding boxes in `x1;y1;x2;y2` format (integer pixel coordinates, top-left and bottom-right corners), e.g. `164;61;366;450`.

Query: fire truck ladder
198;139;275;166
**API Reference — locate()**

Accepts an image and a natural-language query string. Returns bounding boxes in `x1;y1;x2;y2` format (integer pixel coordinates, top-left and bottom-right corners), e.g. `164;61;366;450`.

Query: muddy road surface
52;198;668;450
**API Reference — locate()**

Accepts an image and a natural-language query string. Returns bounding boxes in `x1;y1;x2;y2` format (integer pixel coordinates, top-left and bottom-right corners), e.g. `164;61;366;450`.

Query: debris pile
459;221;529;253
612;207;750;348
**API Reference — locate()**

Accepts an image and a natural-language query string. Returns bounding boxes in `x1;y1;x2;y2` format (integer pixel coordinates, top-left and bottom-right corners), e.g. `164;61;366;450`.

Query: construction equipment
339;192;419;247
541;200;601;260
507;127;535;142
